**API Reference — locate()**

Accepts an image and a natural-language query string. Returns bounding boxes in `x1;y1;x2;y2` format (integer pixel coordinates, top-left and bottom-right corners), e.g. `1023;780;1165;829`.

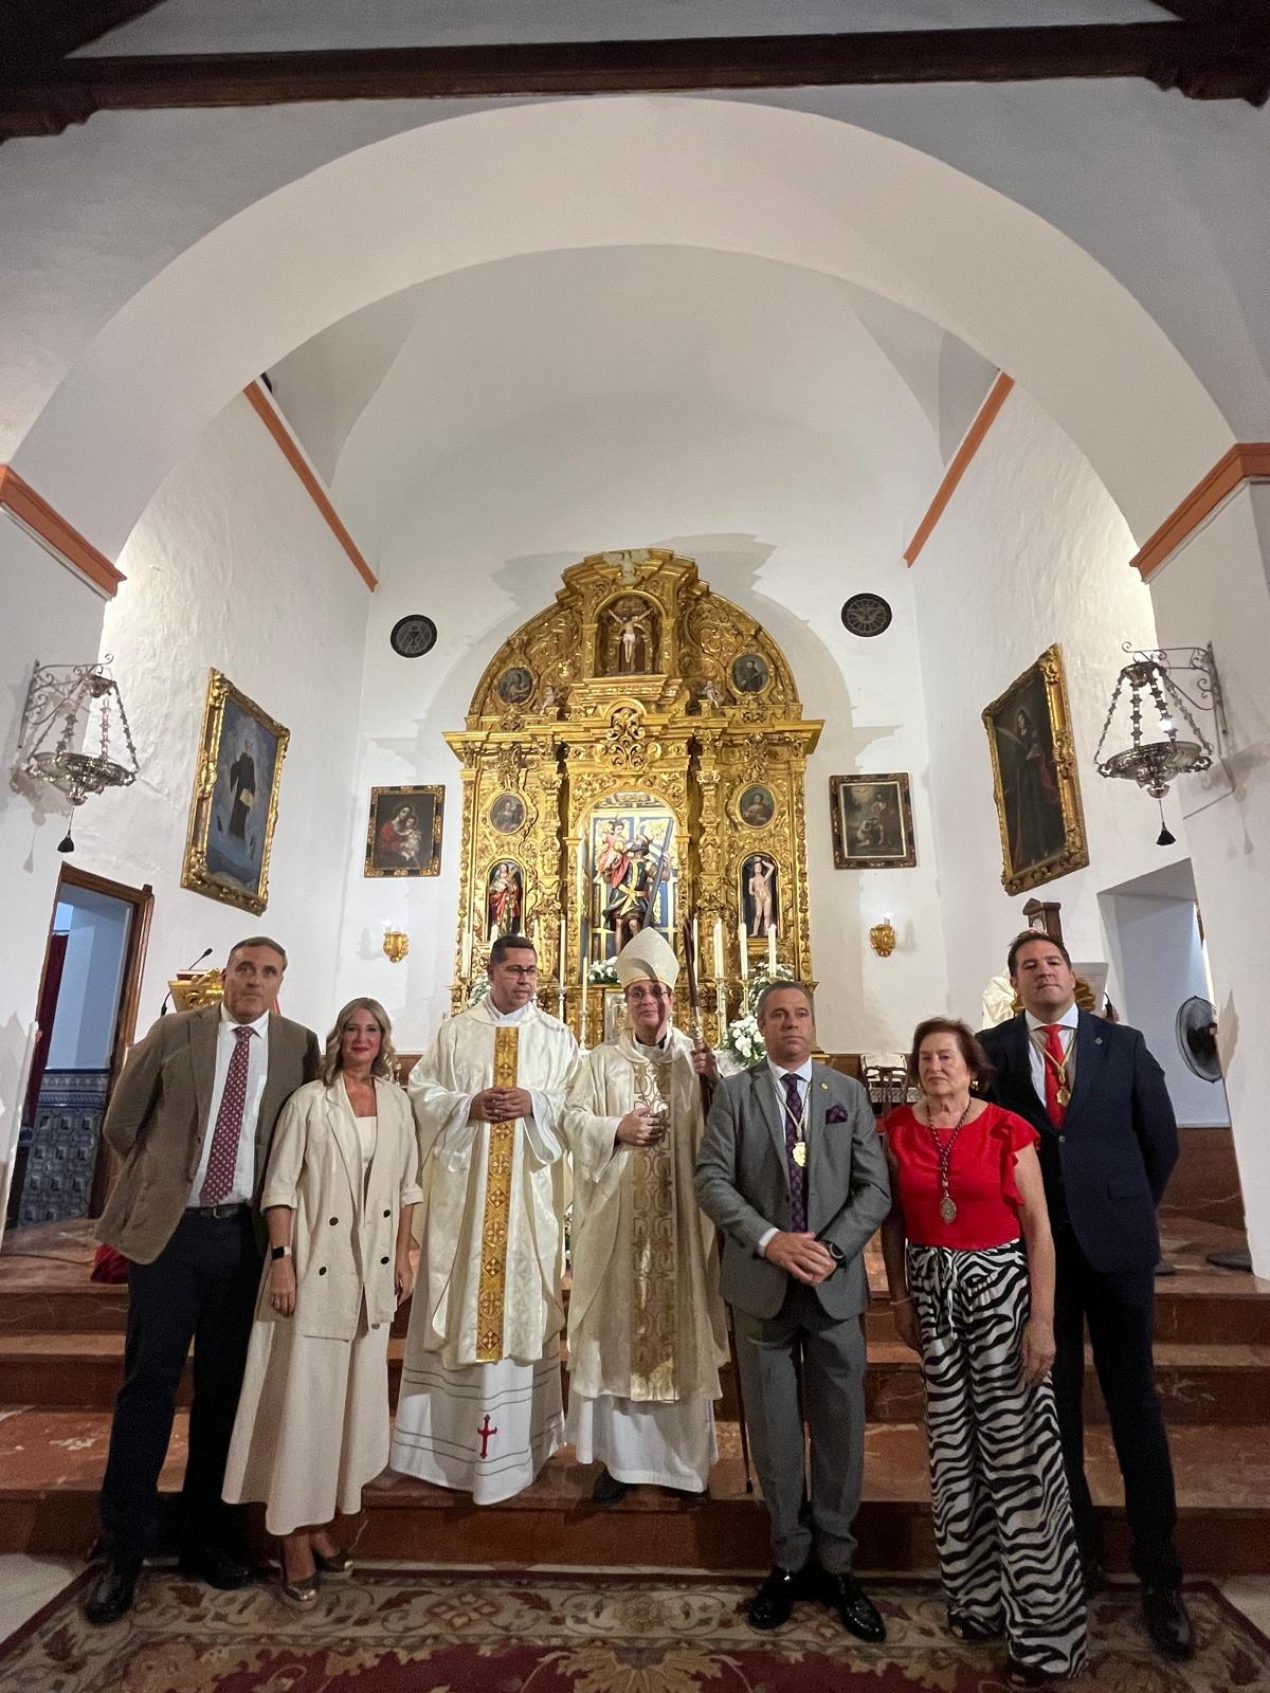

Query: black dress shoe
85;1559;141;1626
748;1566;802;1631
178;1544;253;1590
591;1467;630;1506
1004;1657;1053;1689
821;1571;886;1642
1143;1584;1196;1660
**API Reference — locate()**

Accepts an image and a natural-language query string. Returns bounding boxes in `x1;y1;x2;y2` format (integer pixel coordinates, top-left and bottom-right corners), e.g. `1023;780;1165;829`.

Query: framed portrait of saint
489;791;527;835
497;665;534;706
731;651;770;695
983;645;1088;895
181;670;289;914
830;773;916;869
364;785;444;878
737;784;776;829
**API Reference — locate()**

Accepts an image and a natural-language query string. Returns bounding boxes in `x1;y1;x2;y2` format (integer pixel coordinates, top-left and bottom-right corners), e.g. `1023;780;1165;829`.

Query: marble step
5;1333;1270;1427
2;1409;1267;1575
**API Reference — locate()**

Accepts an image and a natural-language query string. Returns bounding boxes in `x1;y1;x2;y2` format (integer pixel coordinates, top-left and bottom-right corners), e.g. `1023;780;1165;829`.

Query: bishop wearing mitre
390;934;579;1503
563;927;728;1502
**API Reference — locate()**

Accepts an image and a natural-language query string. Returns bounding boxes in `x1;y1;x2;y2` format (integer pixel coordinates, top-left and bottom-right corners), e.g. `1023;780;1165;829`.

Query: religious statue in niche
599;595;659;676
743;852;779;938
588;806;676;955
486;859;524;941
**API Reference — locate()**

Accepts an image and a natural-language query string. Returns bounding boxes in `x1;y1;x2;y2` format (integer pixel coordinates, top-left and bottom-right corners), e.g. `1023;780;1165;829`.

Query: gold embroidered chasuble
564;1027;727;1403
405;1000;579;1370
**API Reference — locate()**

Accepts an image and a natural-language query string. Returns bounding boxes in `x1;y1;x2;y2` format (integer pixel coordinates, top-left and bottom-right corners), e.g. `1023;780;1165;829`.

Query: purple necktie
200;1025;253;1206
781;1072;808;1232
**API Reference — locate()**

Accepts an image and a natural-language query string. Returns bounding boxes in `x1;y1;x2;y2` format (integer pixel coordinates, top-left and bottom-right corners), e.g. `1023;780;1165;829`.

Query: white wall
1148;485;1270;1276
912;384;1176;1023
68;392;372;1036
332;396;951;1057
1102;886;1228;1129
47;888;132;1069
0;522;107;1213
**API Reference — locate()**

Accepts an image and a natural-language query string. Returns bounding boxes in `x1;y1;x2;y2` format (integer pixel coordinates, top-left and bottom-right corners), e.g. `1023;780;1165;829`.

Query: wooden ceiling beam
1;20;1267;140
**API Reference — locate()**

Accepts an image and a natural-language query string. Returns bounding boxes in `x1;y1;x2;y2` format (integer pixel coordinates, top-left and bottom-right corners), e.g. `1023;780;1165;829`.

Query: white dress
225;1112;399;1535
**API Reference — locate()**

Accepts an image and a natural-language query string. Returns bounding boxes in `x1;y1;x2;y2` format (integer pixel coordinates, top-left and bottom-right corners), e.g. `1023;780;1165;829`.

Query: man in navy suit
978;931;1193;1661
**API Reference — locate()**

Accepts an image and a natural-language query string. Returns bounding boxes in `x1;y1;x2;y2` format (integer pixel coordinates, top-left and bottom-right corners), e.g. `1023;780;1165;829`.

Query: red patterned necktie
1043;1023;1067;1128
200;1025;253;1205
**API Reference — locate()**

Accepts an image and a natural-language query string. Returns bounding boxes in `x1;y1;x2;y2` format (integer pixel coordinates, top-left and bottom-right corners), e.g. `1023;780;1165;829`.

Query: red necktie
1043;1023;1067;1129
200;1025;253;1205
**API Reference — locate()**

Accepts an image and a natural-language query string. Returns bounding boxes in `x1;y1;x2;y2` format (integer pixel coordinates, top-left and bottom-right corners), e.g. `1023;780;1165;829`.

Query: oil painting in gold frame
181;669;289;915
983;644;1088;896
365;785;444;878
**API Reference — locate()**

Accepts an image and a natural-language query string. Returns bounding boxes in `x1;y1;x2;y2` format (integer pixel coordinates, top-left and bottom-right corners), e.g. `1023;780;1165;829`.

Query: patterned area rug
2;1568;1266;1692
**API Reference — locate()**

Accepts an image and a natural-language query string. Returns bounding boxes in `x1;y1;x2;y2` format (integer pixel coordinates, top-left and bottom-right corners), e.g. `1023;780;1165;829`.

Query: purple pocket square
825;1104;850;1124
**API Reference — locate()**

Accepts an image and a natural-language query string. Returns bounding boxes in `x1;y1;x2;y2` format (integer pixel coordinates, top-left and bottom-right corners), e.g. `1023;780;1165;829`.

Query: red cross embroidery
477;1415;498;1459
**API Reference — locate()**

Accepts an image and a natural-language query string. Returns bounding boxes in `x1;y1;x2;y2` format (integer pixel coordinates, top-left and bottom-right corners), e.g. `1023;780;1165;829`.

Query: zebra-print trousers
908;1240;1088;1678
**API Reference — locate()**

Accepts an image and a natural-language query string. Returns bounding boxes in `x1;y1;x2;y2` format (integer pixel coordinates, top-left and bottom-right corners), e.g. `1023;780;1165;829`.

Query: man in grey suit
86;937;320;1626
695;982;891;1637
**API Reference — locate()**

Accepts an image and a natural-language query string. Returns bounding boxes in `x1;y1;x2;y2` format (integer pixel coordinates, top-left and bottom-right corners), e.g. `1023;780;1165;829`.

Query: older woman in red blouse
881;1018;1086;1690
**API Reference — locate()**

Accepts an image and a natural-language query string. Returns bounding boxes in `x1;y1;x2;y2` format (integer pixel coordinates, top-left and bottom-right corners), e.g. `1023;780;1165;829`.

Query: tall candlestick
712;918;725;983
738;911;749;982
768;924;777;975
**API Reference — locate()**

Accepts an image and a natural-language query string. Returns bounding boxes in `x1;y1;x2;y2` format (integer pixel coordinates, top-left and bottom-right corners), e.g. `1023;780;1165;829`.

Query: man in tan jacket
86;937;320;1626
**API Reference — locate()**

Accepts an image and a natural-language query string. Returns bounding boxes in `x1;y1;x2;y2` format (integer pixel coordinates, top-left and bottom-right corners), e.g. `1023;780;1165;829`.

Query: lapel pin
1095;1037;1103;1046
820;1082;829;1091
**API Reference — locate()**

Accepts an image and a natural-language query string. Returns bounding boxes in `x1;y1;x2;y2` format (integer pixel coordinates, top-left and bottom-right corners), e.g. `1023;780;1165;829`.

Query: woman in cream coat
224;998;420;1603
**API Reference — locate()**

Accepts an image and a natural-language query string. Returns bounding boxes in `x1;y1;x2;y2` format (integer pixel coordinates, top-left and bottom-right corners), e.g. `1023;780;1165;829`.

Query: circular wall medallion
489;792;527;835
731;652;770;694
497;665;534;705
389;613;437;657
738;784;776;829
840;593;893;637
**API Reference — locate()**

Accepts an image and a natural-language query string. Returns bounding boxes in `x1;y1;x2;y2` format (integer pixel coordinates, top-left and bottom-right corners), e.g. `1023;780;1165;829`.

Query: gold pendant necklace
922;1100;972;1224
1033;1030;1073;1107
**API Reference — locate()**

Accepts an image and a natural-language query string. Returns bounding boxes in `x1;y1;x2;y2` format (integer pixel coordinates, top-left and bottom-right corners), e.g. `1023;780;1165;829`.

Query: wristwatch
822;1239;845;1270
270;1245;293;1261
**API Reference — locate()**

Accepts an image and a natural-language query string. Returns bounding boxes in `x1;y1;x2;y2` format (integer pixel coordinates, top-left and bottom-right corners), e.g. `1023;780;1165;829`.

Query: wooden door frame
44;865;154;1216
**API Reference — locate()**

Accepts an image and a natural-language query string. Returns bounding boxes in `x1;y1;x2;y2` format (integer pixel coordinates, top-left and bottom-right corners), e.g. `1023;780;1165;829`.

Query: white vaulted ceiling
268;246;998;578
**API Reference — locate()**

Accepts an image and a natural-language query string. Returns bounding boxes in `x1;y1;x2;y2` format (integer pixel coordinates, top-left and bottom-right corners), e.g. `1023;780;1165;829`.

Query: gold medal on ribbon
1057;1085;1071;1107
792;1141;807;1167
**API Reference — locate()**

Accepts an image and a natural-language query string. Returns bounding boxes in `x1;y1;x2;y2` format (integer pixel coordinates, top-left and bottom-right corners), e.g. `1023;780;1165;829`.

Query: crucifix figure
477;1414;498;1459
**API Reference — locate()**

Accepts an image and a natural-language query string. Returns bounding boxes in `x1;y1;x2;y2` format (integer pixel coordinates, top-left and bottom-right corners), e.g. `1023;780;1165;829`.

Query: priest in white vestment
563;927;728;1502
390;935;579;1503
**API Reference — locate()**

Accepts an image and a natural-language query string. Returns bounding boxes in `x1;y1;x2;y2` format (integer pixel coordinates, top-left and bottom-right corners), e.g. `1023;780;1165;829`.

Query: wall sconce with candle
869;917;897;958
382;926;410;964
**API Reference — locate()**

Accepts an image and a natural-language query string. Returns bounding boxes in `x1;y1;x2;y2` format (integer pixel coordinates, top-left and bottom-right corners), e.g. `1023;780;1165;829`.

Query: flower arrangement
719;964;798;1070
587;956;619;985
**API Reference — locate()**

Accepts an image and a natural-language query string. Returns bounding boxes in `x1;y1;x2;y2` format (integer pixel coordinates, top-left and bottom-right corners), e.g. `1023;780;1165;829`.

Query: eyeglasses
497;965;539;979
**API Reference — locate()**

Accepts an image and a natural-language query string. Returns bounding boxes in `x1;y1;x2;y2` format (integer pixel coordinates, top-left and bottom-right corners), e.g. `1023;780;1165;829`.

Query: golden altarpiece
447;550;822;1044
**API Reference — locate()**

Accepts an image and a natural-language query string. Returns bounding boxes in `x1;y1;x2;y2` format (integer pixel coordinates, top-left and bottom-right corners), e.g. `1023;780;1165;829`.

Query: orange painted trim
904;373;1015;567
0;464;125;597
1131;443;1270;580
243;382;377;590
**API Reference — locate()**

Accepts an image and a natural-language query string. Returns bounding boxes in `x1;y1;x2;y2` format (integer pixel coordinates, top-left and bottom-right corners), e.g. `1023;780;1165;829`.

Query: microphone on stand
160;946;214;1015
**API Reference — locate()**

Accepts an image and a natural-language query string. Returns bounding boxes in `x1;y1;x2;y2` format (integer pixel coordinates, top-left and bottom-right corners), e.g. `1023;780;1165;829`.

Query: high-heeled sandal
278;1567;319;1607
312;1546;354;1578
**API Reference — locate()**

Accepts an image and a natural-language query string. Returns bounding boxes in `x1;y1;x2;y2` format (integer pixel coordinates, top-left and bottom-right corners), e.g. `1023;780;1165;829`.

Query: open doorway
5;867;152;1232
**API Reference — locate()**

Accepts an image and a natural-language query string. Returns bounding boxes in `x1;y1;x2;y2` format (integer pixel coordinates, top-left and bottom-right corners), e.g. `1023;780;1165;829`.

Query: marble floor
3;1552;1269;1652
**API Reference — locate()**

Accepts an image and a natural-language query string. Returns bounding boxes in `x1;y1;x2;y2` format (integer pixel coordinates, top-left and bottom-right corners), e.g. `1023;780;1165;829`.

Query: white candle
558;917;566;989
716;980;729;1041
712;918;724;982
768;924;777;975
580;984;589;1048
692;914;701;978
738;910;749;982
461;923;472;977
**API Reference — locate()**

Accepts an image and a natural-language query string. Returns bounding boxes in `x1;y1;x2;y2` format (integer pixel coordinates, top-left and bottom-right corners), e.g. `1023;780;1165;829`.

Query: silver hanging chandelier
1093;644;1223;845
11;658;139;852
